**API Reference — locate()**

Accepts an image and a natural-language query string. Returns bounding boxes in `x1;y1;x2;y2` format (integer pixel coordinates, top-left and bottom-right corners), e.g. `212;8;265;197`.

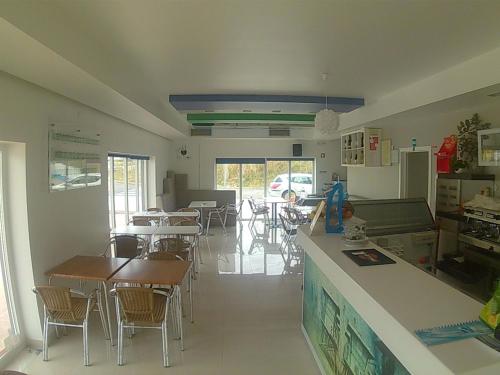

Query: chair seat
122;294;167;324
50;297;96;322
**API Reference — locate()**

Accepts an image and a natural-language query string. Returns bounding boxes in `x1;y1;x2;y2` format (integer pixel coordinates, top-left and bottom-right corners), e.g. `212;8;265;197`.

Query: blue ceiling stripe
170;94;364;106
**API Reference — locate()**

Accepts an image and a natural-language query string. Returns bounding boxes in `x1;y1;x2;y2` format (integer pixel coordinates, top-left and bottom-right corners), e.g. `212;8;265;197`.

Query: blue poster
303;254;410;375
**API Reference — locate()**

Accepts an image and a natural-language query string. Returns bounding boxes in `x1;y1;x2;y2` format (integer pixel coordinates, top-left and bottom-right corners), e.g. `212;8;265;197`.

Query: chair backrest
116;287;155;323
147;208;162;212
107;235;143;258
155;237;190;252
248;199;255;211
236;200;244;213
147;251;183;261
35;286;72;314
132;217;152;226
279;213;291;231
174;218;198;226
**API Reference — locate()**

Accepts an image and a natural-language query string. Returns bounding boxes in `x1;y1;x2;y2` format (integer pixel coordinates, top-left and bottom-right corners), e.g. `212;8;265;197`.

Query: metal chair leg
96;289;110;340
205;213;212;235
217;211;227;234
83;320;90;366
117;321;124;366
42;312;49;361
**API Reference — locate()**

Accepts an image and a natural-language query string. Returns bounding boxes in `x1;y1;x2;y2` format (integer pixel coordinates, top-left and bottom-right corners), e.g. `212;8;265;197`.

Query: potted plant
457;113;491;170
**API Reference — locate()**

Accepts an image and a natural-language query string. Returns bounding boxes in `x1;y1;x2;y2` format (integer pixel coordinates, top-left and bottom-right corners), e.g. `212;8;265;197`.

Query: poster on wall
48;124;102;192
303;254;410;375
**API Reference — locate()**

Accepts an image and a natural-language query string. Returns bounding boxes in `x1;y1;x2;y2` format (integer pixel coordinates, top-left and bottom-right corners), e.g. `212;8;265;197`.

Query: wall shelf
341;128;382;167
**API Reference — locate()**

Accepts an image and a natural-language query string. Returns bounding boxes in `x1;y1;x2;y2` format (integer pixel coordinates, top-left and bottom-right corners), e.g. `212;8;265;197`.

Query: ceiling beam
170;94;364;114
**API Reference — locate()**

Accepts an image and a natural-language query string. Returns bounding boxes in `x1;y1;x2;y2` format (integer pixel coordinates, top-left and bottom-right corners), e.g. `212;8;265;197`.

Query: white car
268;173;313;199
52;173;101;191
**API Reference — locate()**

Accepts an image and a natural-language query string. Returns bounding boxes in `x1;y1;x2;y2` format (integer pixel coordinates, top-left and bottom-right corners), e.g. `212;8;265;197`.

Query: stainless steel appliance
437;206;500;302
349;198;437;272
435;174;495;259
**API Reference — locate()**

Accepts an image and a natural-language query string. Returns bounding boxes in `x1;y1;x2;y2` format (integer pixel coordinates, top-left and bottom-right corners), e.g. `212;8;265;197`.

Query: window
216;157;315;218
0;151;20;358
108;153;149;227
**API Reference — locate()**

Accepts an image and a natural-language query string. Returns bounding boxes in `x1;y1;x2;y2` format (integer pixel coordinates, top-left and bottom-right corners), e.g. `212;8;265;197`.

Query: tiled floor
6;222;320;374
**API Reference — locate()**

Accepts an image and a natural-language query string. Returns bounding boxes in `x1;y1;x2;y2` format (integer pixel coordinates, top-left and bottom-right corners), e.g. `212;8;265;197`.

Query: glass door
241;163;265;220
216;163;241;203
266;160;290;200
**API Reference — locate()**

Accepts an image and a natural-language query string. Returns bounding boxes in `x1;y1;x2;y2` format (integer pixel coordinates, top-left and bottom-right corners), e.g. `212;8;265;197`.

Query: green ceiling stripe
186;113;315;123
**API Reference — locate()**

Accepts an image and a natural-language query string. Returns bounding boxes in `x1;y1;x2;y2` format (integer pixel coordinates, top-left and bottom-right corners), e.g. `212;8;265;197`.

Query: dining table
109;258;193;350
45;255;132;346
188;201;216;232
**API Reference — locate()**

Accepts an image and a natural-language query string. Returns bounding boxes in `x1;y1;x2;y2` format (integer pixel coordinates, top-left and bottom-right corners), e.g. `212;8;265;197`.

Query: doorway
399;146;433;205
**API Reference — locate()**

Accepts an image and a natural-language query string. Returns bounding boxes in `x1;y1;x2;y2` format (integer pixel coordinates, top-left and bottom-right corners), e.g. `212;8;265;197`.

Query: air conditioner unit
191;128;212;136
269;128;290;137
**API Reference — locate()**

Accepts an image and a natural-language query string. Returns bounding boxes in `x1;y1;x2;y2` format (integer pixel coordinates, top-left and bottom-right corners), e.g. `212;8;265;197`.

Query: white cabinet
478;128;500;166
341;128;382;167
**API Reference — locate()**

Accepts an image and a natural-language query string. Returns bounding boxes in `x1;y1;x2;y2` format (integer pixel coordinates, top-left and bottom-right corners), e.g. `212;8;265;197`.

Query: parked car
52;173;101;190
268;173;313;199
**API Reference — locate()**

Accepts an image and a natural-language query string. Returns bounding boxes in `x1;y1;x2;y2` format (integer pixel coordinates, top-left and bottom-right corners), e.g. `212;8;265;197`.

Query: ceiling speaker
293;144;302;157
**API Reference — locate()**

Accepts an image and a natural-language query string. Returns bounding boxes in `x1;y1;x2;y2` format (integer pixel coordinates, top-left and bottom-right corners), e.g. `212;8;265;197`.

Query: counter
297;226;500;375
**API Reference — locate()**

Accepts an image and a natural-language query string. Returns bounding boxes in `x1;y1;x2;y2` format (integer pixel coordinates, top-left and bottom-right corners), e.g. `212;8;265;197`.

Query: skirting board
301;324;327;375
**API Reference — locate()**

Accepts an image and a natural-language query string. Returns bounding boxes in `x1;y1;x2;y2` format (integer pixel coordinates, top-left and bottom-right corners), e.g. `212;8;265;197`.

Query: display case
340;127;382;167
349;198;437;271
478;128;500;166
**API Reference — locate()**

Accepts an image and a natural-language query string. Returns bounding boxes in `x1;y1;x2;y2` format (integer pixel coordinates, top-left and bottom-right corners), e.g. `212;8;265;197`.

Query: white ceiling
2;0;500;134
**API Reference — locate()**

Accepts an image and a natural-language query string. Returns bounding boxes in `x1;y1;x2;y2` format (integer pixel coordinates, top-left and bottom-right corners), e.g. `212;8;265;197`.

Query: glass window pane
216;163;241;203
127;159;138;218
113;157;127;227
266;160;290;200
241;164;265;220
291;160;315;200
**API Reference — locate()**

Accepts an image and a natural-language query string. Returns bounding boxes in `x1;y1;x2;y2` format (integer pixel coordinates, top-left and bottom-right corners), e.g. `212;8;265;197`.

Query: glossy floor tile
5;223;319;374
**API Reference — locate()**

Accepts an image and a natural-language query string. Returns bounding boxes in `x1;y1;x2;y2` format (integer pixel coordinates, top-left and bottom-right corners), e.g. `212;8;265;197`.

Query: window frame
108;154;150;228
0;150;22;360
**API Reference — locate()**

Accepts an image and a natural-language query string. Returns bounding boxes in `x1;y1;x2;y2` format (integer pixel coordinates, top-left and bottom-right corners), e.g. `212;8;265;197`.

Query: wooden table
188;201;216;232
46;255;131;346
154;225;200;237
109;259;193;350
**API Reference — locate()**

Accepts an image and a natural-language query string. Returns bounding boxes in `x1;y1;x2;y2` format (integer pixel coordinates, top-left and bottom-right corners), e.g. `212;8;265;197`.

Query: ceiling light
272;110;281;113
315;73;339;135
242;109;252;113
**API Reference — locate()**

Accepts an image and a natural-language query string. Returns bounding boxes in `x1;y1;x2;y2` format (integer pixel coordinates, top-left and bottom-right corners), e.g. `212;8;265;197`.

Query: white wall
170;138;346;192
348;99;500;208
0;72;171;344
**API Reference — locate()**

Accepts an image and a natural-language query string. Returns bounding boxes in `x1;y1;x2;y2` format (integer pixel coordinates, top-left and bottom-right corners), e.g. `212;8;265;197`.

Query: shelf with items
341;128;382;167
478;128;500;166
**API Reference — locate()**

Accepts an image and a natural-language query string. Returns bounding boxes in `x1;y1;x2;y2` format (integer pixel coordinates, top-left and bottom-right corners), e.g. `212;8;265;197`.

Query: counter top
297;226;500;375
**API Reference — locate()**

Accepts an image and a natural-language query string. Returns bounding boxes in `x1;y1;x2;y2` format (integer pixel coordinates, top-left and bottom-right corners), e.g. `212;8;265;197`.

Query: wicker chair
113;287;174;367
153;238;190;260
224;200;244;225
176;208;200;222
131;217;153;226
33;286;103;366
206;205;227;235
103;235;146;258
174;219;203;271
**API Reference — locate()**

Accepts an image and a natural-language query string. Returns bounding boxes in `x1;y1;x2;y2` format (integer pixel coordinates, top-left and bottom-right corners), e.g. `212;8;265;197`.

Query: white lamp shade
315;109;339;135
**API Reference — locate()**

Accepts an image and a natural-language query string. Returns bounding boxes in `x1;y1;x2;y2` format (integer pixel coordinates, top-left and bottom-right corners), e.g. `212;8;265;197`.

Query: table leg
273;203;277;227
189;270;193;323
176;286;184;351
102;281;114;346
200;207;205;234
